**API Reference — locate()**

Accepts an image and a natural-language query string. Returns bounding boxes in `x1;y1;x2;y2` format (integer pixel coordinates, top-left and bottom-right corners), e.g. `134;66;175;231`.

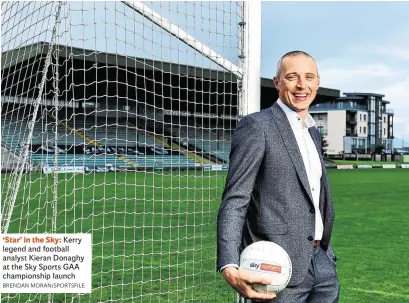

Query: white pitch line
346;287;409;299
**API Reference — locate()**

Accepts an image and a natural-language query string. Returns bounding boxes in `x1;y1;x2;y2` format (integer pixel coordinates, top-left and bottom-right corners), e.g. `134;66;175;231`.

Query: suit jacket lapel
309;126;334;222
308;126;327;218
270;103;314;206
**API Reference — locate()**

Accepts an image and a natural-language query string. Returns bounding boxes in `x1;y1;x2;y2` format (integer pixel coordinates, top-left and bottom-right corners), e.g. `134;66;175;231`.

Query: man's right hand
221;267;277;301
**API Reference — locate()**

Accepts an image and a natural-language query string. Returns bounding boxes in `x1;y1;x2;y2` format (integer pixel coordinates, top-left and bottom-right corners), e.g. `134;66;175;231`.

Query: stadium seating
173;125;231;163
73;119;137;146
1;111;199;170
1;109;79;152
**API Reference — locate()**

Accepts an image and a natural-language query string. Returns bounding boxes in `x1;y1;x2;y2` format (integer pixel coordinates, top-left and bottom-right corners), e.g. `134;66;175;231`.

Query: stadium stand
1;103;201;170
172;124;231;163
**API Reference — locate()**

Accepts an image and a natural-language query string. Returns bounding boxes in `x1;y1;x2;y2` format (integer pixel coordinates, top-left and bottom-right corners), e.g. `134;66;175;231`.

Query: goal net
1;1;260;302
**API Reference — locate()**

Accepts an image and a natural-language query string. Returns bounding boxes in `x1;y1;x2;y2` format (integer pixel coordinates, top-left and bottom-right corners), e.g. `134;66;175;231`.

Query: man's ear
317;74;320;88
273;76;279;90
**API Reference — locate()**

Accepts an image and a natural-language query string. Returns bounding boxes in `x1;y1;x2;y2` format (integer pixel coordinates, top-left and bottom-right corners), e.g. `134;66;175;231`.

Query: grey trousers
243;246;339;303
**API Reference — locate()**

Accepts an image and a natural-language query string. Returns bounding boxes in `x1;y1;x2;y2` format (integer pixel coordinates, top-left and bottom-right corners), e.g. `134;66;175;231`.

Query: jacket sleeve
217;115;265;270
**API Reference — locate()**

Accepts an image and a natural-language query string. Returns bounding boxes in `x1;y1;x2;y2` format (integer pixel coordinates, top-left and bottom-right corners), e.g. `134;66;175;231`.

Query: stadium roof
343;92;385;98
2;42;340;110
338;92;390;104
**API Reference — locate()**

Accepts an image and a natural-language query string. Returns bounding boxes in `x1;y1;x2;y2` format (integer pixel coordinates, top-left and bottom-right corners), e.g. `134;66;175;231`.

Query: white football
239;241;292;294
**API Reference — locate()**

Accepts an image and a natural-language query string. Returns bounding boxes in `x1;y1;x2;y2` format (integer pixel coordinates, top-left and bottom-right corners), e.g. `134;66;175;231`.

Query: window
363;127;366;134
318;114;323;120
384;116;386;123
360;114;362;121
360;126;362;133
384;129;386;135
364;114;366;122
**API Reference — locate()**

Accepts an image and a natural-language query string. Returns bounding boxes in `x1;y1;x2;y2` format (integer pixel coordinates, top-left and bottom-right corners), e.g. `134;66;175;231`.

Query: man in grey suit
217;51;339;302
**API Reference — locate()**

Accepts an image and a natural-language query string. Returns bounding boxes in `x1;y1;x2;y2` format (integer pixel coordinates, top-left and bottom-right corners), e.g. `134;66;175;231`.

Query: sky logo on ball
249;262;260;269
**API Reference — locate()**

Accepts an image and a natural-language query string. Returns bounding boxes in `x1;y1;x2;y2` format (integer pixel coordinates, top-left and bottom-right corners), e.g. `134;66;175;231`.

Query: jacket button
307;236;313;241
309;208;315;213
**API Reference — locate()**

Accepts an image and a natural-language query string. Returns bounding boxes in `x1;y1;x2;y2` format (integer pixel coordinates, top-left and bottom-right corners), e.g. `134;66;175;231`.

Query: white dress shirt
220;100;324;272
277;99;323;241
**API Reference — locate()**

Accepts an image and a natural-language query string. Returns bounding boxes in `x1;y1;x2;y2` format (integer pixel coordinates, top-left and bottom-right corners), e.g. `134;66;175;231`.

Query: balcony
346;117;357;125
310;102;368;112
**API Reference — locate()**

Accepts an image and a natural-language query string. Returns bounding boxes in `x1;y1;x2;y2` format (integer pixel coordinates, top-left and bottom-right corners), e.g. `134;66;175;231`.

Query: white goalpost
1;1;261;302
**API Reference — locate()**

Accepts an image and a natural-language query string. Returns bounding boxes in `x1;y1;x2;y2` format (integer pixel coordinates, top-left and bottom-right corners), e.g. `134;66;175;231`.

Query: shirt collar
276;99;316;129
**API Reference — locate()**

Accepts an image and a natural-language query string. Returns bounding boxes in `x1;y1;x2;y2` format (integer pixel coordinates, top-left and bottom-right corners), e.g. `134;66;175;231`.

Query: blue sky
260;1;409;146
2;1;408;146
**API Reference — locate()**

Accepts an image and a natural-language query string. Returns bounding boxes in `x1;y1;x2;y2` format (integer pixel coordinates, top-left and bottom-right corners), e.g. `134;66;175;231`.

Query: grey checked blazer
217;102;336;286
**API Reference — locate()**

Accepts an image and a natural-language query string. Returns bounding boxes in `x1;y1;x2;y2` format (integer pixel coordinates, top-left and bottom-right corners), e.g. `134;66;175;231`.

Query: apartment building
309;93;394;155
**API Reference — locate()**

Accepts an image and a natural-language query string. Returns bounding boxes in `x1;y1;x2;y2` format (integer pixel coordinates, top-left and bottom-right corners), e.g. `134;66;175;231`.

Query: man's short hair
276;51;317;78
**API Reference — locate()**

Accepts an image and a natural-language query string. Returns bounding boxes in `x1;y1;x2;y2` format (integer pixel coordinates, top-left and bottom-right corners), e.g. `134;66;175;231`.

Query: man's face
273;55;320;116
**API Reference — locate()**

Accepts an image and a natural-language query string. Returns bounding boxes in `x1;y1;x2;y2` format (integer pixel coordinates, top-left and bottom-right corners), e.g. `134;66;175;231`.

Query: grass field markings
345;287;409;299
2;170;407;302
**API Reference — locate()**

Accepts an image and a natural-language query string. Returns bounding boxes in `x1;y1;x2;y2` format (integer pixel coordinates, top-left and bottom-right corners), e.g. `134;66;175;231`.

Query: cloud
370;47;409;61
379;78;409;137
319;63;398;82
319;63;403;94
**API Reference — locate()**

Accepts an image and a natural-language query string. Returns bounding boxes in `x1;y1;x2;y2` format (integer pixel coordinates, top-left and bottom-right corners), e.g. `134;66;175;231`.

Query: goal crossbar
122;1;243;78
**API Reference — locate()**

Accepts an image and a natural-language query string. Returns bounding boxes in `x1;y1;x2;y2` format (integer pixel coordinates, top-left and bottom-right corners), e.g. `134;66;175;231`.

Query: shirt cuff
219;264;239;272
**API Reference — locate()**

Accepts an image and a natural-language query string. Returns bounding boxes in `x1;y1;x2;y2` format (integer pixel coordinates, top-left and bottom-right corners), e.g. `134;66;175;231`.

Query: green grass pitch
1;169;409;302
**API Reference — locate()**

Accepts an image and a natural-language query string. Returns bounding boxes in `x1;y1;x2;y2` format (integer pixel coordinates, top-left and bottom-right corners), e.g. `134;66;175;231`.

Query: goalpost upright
240;1;261;117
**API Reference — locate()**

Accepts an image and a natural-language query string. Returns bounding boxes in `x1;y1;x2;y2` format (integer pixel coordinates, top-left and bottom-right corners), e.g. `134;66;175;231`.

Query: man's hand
221;267;277;301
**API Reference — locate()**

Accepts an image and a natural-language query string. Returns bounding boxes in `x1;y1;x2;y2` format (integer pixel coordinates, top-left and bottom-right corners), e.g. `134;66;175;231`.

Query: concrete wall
326;111;346;155
357;111;368;137
312;112;328;134
382;114;388;139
